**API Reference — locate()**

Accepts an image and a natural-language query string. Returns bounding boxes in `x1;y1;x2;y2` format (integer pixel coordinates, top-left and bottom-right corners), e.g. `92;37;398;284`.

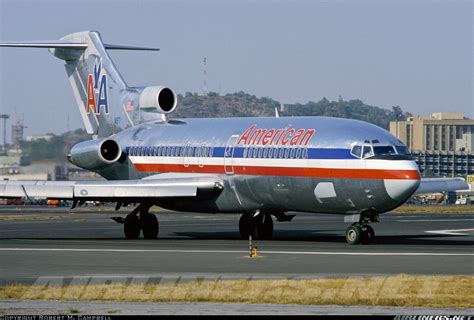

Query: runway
0;206;473;285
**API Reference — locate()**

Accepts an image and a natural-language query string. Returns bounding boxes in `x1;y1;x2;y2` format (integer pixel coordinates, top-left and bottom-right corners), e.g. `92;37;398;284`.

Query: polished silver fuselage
92;116;421;215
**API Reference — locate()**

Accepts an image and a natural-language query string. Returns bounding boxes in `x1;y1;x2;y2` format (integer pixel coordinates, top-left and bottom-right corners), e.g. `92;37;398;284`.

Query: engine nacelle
139;86;177;114
68;139;122;170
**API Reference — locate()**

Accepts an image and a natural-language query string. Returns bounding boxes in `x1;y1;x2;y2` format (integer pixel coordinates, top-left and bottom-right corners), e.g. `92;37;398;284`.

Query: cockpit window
350;145;362;158
395;146;411;155
373;145;396;155
351;143;406;159
362;146;374;158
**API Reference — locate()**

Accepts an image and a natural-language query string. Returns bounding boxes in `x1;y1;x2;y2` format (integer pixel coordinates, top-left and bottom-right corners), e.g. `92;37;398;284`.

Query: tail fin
0;31;159;137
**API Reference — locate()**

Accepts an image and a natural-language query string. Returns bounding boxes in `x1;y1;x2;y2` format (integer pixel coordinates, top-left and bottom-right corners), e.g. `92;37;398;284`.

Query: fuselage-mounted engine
138;86;177;115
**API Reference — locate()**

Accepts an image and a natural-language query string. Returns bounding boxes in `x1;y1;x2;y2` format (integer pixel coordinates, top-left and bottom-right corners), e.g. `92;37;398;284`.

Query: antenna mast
203;57;208;95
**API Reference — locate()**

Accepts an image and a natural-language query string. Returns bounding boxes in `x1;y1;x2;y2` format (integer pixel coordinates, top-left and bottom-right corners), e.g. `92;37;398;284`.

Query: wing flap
0;176;221;200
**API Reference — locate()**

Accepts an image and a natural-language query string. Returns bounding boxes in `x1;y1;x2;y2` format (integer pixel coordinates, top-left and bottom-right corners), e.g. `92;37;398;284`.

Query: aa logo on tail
86;59;109;114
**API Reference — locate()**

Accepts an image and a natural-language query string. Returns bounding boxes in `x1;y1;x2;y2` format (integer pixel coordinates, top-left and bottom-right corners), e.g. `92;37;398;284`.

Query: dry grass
393;205;474;214
1;275;472;308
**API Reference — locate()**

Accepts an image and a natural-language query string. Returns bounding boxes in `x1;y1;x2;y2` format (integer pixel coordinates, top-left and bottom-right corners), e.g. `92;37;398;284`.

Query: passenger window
296;148;301;159
263;147;268;158
243;147;248;158
363;146;374;158
258;147;263;158
290;148;295;159
268;148;273;158
303;148;308;159
279;148;284;159
284;148;289;159
209;147;214;157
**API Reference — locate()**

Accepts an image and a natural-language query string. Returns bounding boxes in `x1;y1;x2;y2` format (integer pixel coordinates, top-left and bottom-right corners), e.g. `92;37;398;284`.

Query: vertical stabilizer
0;30;160;138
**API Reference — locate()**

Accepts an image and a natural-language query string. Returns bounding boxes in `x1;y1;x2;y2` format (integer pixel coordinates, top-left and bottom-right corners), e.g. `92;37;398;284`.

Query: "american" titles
237;125;315;146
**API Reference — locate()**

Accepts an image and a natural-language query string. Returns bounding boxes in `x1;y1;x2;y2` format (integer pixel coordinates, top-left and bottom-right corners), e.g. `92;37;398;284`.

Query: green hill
175;91;411;129
22;92;410;162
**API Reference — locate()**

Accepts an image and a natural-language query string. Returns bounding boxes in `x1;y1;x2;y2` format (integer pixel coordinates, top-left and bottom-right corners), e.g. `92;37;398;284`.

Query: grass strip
393;205;474;214
1;275;472;308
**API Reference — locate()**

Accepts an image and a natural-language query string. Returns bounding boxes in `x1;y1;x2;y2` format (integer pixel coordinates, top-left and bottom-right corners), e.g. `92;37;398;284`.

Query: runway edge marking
0;248;473;256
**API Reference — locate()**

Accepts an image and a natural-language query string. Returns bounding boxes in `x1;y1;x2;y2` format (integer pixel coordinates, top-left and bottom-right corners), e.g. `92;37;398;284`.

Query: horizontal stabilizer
0;41;87;48
103;44;159;51
0;41;159;51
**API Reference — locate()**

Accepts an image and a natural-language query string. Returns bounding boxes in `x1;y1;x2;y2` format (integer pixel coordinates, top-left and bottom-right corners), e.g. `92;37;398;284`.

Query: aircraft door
183;143;191;167
224;135;239;175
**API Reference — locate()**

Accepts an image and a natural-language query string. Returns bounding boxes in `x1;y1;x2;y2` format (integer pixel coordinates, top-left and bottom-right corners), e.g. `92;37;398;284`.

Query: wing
0;174;223;202
416;177;469;194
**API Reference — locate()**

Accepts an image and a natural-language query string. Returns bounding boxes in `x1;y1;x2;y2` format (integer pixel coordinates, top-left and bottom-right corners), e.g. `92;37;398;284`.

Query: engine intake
139;86;177;114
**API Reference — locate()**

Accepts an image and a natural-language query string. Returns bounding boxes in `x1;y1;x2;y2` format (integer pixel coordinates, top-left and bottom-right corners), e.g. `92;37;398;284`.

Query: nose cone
384;178;420;201
384;160;421;202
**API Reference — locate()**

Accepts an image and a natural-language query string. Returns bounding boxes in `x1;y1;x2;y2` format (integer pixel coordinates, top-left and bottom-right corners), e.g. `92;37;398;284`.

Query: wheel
345;225;362;245
141;213;159;239
239;213;256;240
256;214;273;240
124;213;140;239
361;225;375;244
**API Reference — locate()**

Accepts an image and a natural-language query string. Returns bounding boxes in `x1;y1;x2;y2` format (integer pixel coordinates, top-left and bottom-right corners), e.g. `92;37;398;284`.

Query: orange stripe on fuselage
133;163;421;180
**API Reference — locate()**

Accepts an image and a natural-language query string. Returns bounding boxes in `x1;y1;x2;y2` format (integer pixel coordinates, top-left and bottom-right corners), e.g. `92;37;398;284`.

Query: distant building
390;112;474;177
25;134;54;142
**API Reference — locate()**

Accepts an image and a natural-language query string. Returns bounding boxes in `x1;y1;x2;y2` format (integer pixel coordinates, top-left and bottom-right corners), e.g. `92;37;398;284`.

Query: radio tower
203;57;208;95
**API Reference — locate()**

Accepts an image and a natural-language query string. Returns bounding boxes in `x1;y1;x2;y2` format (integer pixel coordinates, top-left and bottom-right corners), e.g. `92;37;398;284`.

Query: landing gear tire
345;225;362;245
141;213;159;239
256;214;273;240
239;213;256;240
124;213;141;239
360;225;375;244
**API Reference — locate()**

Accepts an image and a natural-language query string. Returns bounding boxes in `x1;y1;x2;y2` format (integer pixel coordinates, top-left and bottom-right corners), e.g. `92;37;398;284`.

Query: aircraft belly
231;175;401;214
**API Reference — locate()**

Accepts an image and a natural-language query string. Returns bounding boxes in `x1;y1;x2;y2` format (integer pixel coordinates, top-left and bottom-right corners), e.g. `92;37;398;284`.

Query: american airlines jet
0;31;467;244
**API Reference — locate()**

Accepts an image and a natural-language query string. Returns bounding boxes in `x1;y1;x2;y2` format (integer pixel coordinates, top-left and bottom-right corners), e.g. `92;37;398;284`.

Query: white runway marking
425;228;474;236
397;219;474;222
0;248;472;256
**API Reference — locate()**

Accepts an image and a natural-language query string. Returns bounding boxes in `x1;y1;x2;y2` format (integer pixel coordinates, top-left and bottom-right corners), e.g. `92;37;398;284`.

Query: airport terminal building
390;112;474;177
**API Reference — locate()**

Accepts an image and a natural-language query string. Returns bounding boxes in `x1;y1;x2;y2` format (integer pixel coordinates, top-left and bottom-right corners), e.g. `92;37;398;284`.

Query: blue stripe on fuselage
126;146;357;160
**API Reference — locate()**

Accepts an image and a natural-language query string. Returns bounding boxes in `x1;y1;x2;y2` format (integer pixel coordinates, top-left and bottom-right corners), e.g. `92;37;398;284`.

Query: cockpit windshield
373;146;396;155
350;144;411;159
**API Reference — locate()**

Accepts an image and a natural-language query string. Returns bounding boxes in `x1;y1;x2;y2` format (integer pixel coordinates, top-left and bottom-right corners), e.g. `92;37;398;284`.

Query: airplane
0;31;468;244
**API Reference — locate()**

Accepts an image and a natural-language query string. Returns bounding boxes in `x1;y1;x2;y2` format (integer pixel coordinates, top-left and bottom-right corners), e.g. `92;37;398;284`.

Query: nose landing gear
344;212;378;245
345;224;375;245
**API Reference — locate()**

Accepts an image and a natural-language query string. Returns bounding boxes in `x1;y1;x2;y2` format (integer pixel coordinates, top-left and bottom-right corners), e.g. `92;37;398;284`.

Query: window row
127;145;214;158
243;146;308;159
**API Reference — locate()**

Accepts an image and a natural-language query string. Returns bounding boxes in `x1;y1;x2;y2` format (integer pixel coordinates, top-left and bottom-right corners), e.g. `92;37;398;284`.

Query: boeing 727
0;31;467;244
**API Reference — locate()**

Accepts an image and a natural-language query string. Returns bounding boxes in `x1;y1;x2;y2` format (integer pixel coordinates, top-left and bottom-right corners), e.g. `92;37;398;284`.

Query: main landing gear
123;204;159;239
344;213;378;245
239;211;274;240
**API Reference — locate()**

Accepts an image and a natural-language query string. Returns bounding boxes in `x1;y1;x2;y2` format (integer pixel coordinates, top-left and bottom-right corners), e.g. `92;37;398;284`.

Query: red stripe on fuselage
133;163;420;180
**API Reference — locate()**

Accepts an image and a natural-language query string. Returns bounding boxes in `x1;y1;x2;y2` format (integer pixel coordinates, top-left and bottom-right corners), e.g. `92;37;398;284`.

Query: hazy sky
0;0;472;138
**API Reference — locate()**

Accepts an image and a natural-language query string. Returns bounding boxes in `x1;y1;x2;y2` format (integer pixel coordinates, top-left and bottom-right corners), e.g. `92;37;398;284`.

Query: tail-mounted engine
139;86;177;114
68;139;122;170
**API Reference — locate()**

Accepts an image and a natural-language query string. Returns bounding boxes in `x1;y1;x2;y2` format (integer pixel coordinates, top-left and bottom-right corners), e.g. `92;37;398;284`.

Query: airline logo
86;59;109;114
237;125;315;146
